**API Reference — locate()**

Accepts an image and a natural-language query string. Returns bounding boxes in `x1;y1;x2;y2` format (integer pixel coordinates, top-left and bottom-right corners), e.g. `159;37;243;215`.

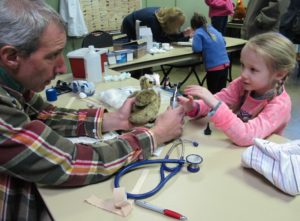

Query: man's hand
150;106;185;145
102;97;136;132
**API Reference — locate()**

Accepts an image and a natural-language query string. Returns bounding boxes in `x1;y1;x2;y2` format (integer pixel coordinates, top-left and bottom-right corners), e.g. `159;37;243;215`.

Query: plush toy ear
144;73;160;86
140;76;153;89
0;45;20;70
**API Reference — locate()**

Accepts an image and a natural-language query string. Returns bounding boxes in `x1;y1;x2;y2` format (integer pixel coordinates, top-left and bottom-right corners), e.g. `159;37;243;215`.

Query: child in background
178;32;296;146
204;0;234;35
191;13;230;94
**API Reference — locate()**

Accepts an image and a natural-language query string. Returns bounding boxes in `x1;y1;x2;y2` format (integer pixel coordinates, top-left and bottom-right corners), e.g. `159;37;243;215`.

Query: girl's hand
183;27;194;37
177;95;194;113
184;85;219;108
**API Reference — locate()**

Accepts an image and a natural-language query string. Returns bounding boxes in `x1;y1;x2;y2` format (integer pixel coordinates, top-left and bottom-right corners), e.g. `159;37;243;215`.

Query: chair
81;30;113;48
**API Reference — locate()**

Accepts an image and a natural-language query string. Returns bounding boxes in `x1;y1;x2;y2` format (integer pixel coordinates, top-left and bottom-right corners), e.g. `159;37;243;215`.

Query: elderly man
0;0;184;220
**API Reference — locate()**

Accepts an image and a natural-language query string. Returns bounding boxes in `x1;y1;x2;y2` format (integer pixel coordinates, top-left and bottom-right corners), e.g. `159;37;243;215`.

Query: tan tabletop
38;74;298;221
109;37;247;72
47;71;139;110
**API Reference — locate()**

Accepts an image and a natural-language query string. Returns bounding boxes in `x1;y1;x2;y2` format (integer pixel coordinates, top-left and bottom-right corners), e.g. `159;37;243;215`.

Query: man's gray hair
0;0;66;57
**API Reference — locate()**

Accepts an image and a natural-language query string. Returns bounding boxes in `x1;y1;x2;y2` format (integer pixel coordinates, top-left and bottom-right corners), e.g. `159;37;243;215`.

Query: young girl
178;32;296;146
191;12;230;94
204;0;234;35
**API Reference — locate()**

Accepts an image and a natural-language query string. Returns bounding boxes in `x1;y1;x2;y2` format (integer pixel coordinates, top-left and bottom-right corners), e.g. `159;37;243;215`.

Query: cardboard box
113;39;147;58
67;48;108;79
107;49;134;65
112;35;130;50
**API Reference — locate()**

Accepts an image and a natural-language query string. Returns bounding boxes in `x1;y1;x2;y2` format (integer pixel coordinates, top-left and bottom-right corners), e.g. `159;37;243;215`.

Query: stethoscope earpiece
181;138;199;147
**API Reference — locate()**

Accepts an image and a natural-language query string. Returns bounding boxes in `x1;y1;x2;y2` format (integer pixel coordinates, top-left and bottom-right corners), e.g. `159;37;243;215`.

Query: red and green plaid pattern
0;80;155;220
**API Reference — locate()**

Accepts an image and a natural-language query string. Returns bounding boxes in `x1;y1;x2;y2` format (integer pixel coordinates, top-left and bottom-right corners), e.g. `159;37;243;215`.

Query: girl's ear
0;45;20;70
274;70;288;81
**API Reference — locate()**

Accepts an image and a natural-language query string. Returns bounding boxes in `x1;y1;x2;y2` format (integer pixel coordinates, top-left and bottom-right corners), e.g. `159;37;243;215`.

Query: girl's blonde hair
246;32;296;75
246;32;297;94
155;7;185;34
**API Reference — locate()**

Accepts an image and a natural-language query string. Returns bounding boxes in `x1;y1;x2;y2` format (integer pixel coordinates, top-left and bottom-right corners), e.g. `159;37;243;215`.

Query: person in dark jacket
279;0;300;43
121;7;193;43
241;0;290;40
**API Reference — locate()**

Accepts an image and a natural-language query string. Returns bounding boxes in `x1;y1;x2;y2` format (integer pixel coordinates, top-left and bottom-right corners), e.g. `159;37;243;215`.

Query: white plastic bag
98;88;135;109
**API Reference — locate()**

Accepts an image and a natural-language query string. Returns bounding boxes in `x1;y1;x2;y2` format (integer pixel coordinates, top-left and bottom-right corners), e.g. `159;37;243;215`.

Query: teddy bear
129;74;161;124
232;0;246;21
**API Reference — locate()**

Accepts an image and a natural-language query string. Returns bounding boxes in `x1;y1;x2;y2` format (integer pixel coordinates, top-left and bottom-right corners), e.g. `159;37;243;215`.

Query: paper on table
174;41;192;46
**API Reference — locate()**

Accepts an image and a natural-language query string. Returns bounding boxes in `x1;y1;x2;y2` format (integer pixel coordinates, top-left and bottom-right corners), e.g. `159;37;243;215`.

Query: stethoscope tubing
114;138;201;199
114;158;185;199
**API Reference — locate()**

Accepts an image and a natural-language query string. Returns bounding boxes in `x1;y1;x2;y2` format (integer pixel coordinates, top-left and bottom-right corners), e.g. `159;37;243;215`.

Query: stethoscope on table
114;138;203;199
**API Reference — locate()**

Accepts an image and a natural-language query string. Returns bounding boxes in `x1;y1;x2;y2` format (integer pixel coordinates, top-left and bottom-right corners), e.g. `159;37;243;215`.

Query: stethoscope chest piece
186;154;203;173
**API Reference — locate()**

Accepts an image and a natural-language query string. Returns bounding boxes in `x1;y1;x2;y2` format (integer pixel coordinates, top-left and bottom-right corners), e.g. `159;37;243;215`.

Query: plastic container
67;47;108;80
45;88;57;102
107;49;134;65
139;27;153;52
85;46;102;82
104;62;109;76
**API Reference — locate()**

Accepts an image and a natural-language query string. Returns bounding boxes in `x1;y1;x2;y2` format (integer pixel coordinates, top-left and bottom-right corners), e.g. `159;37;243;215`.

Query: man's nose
55;54;67;74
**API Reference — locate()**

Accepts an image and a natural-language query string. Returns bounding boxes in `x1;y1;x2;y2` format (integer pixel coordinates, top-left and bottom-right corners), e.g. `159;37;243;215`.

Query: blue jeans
211;16;228;35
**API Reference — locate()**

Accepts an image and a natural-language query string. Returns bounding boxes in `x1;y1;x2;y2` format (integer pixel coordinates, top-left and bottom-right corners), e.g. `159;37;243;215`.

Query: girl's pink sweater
189;77;291;146
205;0;234;17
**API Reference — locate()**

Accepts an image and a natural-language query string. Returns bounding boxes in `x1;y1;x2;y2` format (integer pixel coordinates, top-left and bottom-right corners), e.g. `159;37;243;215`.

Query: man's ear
0;45;20;70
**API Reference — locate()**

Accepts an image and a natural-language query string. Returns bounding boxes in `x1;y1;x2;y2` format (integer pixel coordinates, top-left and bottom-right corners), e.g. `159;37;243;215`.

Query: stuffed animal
129;74;161;124
232;0;246;21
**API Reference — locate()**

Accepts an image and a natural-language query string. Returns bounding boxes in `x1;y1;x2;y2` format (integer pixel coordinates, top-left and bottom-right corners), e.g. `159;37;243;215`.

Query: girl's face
240;46;284;96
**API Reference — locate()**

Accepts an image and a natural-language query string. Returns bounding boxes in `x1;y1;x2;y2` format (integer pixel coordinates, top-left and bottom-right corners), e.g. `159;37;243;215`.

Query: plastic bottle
104;61;109;76
84;45;102;82
140;27;153;52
